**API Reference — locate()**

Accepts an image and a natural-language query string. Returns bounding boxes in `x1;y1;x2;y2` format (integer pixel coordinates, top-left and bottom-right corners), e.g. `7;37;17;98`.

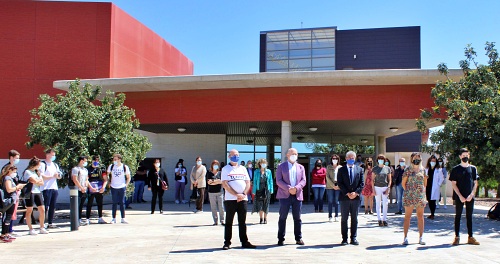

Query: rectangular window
289;49;311;59
266;32;288;42
289;30;311;40
312;57;335;68
289;39;311;50
267;41;288;51
266;60;288;70
289;59;311;69
267;50;288;60
312;38;335;49
312;48;335;58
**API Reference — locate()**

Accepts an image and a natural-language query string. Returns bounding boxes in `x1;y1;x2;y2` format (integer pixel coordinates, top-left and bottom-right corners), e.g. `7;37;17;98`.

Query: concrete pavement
2;201;499;263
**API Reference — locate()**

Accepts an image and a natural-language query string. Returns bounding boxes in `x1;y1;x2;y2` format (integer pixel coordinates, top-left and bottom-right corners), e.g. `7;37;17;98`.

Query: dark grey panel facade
259;34;266;72
386;131;422;152
335;26;420;70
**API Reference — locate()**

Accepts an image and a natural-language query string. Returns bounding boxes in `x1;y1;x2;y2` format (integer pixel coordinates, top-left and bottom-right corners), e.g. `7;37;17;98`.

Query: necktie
349;167;353;184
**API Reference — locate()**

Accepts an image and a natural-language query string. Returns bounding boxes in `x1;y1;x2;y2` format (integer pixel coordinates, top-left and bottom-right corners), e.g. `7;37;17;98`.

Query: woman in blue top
252;158;274;224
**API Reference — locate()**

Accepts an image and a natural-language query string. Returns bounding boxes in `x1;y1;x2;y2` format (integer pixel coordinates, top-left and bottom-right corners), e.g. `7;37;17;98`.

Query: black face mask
367;162;373;166
316;164;322;167
412;159;421;165
461;157;469;163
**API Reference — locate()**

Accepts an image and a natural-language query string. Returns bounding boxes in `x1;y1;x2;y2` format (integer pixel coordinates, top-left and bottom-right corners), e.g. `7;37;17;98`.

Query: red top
311;167;327;185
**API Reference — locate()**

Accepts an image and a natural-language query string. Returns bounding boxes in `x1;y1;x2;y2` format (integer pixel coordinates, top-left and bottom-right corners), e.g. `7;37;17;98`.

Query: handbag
161;180;168;191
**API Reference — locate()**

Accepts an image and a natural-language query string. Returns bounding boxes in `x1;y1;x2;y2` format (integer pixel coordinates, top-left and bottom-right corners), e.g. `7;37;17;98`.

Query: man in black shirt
133;162;148;204
86;156;108;224
449;148;479;246
393;158;406;215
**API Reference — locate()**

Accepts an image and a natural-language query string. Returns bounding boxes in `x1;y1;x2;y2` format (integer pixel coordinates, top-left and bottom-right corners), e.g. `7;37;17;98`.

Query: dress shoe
296;239;305;245
341;240;348;246
350;239;359;245
277;240;284;246
241;242;257;249
427;215;435;220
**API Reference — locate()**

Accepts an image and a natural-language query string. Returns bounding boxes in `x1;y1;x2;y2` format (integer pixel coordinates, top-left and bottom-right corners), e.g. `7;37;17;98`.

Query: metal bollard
69;186;79;231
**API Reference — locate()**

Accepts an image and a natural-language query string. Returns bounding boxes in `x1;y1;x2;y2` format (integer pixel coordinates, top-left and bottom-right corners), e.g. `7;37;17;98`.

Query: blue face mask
113;161;118;166
51;156;56;162
230;155;239;163
347;159;355;165
83;162;88;167
213;165;219;170
384;161;389;166
93;161;99;167
14;158;20;165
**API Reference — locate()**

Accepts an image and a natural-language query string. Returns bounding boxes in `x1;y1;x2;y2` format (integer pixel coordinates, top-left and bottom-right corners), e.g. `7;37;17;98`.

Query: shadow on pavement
169;247;223;253
297;243;344;249
416;243;452;250
366;244;407;250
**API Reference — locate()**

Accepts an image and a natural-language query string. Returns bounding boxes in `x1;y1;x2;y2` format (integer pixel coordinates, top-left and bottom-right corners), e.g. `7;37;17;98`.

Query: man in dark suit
338;150;364;245
276;148;307;246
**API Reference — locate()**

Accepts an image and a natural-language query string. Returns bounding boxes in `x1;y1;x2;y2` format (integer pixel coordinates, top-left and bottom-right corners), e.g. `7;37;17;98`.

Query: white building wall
137;130;227;201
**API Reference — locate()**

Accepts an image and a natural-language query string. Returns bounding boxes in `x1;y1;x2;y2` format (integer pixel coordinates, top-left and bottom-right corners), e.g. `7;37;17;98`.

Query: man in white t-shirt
107;154;131;224
71;156;91;226
40;149;62;229
221;149;256;250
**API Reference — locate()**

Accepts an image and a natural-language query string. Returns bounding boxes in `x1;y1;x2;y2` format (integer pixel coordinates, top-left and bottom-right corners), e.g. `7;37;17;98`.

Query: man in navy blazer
338;150;364;245
276;148;307;246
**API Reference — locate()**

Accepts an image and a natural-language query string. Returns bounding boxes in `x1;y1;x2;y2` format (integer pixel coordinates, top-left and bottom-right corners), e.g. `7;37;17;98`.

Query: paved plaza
2;201;499;263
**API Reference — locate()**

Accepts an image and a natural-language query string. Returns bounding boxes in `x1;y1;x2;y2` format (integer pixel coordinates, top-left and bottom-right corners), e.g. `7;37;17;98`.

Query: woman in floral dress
402;152;428;246
361;157;375;214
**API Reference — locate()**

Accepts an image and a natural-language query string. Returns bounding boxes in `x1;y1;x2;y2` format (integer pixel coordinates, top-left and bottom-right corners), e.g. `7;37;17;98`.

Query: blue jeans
111;187;126;219
312;187;325;211
42;189;59;224
396;183;404;212
278;195;302;241
133;180;146;203
326;189;341;218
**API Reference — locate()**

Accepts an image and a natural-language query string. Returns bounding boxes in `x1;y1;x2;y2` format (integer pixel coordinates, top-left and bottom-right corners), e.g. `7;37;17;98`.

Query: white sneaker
28;229;38;236
419;237;426;245
121;219;128;224
403;237;409;245
436;204;440;209
47;224;59;229
328;217;332;223
175;200;180;204
181;200;187;204
79;220;87;226
10;232;19;237
98;218;107;224
44;223;48;229
86;219;90;226
334;217;338;222
110;218;116;224
443;205;447;209
39;228;49;234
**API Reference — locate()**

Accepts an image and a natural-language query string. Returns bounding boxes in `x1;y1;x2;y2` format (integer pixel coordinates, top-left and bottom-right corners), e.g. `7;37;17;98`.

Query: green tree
27;80;152;190
313;144;375;156
417;42;500;197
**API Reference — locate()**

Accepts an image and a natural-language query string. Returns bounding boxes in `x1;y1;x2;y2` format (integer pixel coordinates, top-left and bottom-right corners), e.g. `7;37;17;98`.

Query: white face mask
332;159;338;165
261;163;267;169
213;165;219;170
248;164;252;168
439;162;443;167
430;161;436;168
196;161;202;166
289;155;298;163
155;163;161;167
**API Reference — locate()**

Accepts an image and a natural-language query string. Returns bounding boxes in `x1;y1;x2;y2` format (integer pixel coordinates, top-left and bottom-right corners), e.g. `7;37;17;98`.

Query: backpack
0;178;15;213
487;202;500;221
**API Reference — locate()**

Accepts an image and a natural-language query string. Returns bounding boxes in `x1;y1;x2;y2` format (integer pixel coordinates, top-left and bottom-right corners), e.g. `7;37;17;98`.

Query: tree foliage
313;144;375;156
417;42;500;194
27;80;152;188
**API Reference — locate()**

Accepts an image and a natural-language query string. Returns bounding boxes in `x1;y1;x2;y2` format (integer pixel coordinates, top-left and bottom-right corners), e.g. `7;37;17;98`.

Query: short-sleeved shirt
40;161;60;191
3;175;17;200
71;166;89;188
372;165;391;187
23;170;42;194
108;164;130;189
221;165;250;201
206;170;222;193
449;164;478;200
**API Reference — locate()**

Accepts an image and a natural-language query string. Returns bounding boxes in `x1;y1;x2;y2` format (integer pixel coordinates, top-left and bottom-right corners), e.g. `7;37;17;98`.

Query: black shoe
222;244;230;250
395;211;403;215
142;199;147;203
151;211;154;214
221;222;225;226
341;240;348;246
383;221;388;226
260;218;263;224
242;242;256;249
126;206;132;209
160;210;163;214
263;219;267;224
296;239;305;245
213;223;218;226
277;240;284;246
350;239;359;245
378;221;383;227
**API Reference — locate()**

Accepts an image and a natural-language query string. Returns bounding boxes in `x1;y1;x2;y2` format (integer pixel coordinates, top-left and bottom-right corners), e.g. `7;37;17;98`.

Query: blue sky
64;0;499;75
